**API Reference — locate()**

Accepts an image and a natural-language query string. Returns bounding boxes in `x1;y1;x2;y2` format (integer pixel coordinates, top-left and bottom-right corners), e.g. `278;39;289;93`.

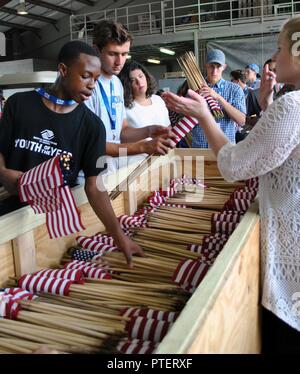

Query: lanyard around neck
98;80;116;131
36;88;76;106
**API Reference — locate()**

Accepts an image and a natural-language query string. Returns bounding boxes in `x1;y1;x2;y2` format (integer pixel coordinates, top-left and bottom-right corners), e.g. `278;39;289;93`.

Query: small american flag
125;316;173;343
172;259;210;293
121;307;179;323
246;177;259;189
68;248;99;261
64;260;111;280
118;214;147;229
76;236;118;254
117;338;158;354
170;116;198;145
205;95;224;118
1;288;36;319
201;233;228;252
33;268;84;284
18;274;73;296
18;154;85;238
211;219;239;235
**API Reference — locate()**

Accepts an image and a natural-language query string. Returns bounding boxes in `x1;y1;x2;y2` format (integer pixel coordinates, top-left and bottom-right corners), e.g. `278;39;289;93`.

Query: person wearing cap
192;48;246;148
244;63;261;90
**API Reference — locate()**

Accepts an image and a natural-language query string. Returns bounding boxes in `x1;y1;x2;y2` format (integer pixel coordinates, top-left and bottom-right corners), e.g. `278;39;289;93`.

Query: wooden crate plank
0;165;135;246
12;231;36;278
0;242;15;287
124;181;138;215
187;219;261;353
156;202;260;353
34;194;125;269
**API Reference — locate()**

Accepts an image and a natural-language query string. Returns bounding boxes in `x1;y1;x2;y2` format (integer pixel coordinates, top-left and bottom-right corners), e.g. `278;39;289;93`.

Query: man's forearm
120;126;150;143
85;176;145;266
106;141;145;157
217;96;246;126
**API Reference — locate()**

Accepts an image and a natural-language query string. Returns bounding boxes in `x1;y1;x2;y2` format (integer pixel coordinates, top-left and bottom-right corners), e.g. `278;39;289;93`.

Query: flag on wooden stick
18;154;85;238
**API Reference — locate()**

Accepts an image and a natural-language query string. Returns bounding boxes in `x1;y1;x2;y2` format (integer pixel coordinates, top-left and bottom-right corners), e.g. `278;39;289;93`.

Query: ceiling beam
26;0;72;15
75;0;95;6
0;7;57;25
0;19;38;32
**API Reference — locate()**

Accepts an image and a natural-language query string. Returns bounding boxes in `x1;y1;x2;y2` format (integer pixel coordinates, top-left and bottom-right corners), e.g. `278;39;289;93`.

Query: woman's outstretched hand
162;89;210;121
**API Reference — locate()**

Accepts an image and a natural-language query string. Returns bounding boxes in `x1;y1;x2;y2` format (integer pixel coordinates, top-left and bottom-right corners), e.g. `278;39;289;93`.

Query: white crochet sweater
218;91;300;331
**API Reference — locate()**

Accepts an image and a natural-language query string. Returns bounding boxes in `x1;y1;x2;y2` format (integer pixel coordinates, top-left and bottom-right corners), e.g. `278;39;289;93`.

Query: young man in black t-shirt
0;40;144;267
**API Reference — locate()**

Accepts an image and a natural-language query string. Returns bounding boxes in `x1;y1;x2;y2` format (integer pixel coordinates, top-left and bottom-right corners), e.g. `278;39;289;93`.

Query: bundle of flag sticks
177;51;224;118
0;288;126;353
203;176;244;190
2;270;188;353
165;188;232;210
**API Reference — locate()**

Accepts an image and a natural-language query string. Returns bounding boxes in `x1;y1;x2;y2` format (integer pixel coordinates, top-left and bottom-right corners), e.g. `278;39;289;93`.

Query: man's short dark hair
58;40;99;66
93;20;133;51
230;69;247;84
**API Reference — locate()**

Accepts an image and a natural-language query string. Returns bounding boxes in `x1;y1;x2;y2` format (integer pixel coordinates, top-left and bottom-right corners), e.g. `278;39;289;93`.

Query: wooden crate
0;149;260;353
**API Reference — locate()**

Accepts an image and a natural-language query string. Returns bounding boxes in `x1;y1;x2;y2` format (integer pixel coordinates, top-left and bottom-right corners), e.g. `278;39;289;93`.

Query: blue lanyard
36;88;76;106
98;80;116;131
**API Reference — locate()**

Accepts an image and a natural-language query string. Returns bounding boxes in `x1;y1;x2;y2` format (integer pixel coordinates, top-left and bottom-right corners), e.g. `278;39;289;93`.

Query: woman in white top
119;61;170;164
163;17;300;353
120;60;170;131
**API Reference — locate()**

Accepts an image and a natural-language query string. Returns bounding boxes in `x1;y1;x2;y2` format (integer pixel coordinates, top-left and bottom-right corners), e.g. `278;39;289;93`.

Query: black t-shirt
0;91;106;186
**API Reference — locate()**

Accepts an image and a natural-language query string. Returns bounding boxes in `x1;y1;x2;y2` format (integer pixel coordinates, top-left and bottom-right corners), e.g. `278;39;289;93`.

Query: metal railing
70;0;300;43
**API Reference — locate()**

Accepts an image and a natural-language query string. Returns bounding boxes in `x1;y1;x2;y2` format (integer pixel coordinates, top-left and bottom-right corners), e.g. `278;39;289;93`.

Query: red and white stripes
170;116;198;145
18;274;73;296
33;268;84;284
211;211;242;235
118;214;148;229
18;156;63;202
76;236;118;254
205;95;224;118
125;316;173;343
64;260;111;280
172;259;210;293
47;185;85;239
117;338;158;354
121;307;179;323
1;288;36;320
18;155;85;239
